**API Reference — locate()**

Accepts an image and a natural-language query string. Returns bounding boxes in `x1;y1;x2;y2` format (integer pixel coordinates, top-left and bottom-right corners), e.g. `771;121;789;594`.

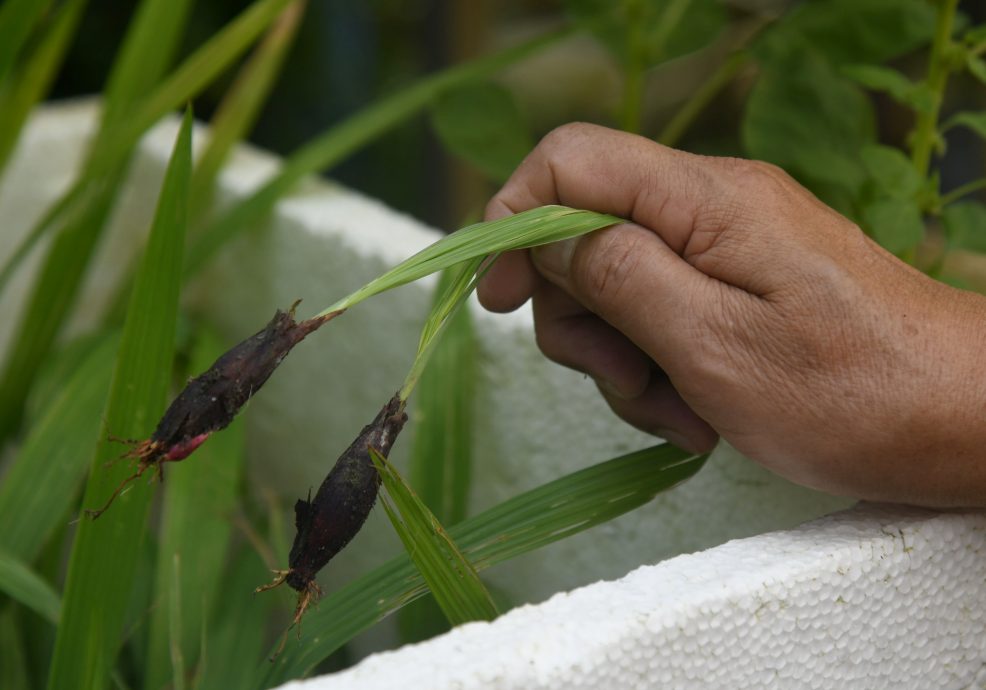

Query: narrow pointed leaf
370;448;497;626
0;335;116;562
258;444;706;687
327;206;619;314
0;0;53;86
185;29;569;277
190;0;307;219
145;329;246;690
0;549;60;623
0;0;87;181
46;109;192;690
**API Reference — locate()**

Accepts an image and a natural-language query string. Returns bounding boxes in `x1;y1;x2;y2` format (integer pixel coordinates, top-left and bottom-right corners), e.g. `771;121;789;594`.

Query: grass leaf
190;0;307;219
0;548;60;624
184;29;569;278
327;206;619;314
409;267;477;525
0;0;293;443
0;607;31;690
0;0;87;182
145;329;247;690
258;444;706;687
45;109;192;690
0;334;116;562
0;0;53;86
370;448;497;626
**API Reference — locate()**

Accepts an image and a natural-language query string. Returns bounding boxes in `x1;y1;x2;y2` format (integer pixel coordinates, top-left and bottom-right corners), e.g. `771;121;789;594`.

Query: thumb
530;223;726;365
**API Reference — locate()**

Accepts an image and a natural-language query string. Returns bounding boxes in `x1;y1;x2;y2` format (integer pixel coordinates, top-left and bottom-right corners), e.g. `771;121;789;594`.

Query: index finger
478;122;719;312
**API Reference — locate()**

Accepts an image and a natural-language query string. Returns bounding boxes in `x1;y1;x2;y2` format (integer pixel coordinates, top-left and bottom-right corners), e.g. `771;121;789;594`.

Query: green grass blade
45;109;192;690
0;0;52;86
326;206;620;315
98;0;194;131
0;334;116;562
370;448;497;626
398;266;479;643
194;550;274;690
91;0;295;177
0;549;60;624
0;0;87;181
190;0;306;219
0;606;31;690
0;167;125;443
258;444;707;687
184;28;570;278
145;329;246;690
409;267;477;525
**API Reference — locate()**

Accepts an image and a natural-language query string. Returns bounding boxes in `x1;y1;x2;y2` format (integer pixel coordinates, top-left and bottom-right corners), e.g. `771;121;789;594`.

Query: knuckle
574;228;645;308
538;122;599;158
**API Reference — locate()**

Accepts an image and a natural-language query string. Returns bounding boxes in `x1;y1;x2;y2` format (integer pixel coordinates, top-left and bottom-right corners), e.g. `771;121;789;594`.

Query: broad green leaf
46;109;192;690
944;111;986;142
0;334;116;562
742;48;874;205
863;198;925;253
0;0;87;182
859;144;923;199
964;23;986;47
185;29;568;278
430;82;532;184
0;549;60;624
258;444;707;687
756;0;935;65
567;0;726;67
190;0;307;219
967;55;986;85
145;329;247;690
0;0;53;86
842;64;935;114
942;201;986;253
325;206;619;315
370;448;498;626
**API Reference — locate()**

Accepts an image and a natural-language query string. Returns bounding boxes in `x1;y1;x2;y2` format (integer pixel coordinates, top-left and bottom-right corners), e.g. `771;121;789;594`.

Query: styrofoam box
2;101;983;688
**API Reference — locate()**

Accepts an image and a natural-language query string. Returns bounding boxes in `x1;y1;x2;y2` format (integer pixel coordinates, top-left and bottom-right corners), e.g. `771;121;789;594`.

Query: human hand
478;123;986;507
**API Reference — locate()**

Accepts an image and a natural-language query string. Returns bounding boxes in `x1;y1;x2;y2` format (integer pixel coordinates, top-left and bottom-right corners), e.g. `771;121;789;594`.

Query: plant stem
940;178;986;206
910;0;959;178
658;50;748;147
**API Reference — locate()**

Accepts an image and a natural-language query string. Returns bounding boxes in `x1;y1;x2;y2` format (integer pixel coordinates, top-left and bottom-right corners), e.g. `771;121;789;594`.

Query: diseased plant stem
910;0;959;178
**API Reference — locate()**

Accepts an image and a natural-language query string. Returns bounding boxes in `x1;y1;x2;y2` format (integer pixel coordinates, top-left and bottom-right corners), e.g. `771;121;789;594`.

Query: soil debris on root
86;301;342;518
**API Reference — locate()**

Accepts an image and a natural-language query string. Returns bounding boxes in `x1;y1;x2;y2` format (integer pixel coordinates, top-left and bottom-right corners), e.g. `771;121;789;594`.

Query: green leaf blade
0;548;60;624
185;29;567;278
331;206;620;314
259;444;706;687
0;335;116;562
943;201;986;253
145;329;247;690
430;81;532;184
45;109;193;690
862;198;925;254
370;448;498;627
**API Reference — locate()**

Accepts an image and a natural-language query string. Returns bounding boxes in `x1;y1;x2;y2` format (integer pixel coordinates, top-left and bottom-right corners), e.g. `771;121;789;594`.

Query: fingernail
531;237;579;277
654;428;695;452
